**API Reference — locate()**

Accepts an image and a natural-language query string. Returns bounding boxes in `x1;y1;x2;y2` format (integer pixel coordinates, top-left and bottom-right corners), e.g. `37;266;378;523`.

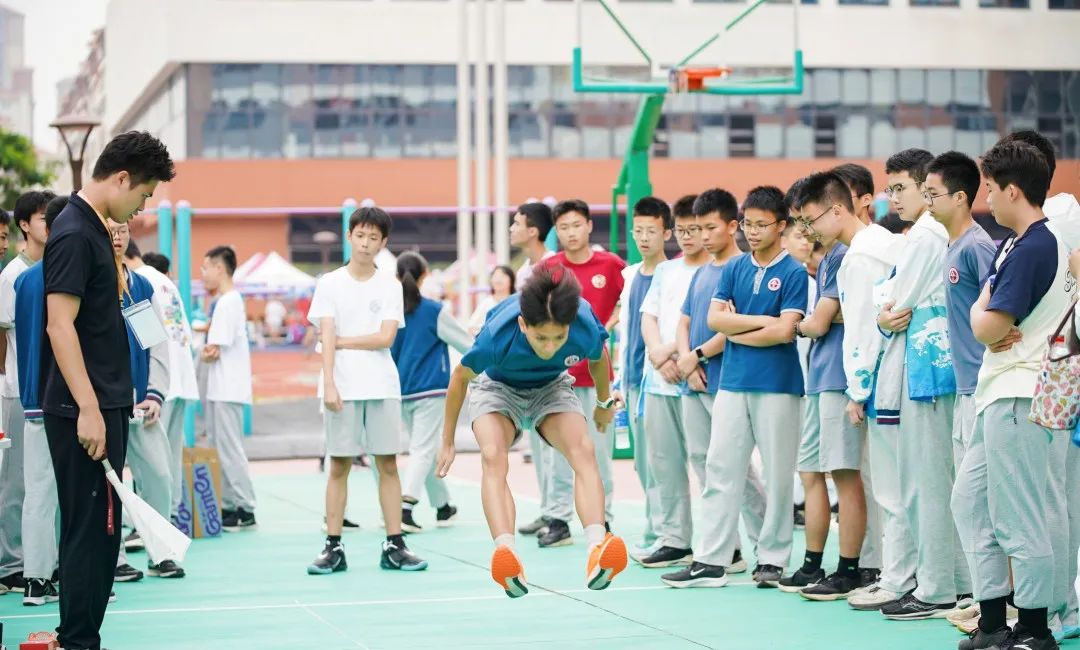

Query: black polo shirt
39;193;133;418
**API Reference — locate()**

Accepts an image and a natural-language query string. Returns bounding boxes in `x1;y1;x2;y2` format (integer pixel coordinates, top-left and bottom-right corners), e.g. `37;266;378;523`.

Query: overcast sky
2;0;108;154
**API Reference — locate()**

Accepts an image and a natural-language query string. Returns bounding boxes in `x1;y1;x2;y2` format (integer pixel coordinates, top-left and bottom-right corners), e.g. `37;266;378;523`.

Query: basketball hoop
667;66;733;93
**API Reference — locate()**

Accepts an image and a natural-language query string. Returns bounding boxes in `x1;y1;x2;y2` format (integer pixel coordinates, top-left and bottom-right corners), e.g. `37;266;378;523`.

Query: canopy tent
192;252;316;298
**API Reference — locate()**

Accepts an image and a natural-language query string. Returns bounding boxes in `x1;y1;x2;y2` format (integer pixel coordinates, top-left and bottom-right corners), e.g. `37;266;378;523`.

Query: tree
0;127;55;210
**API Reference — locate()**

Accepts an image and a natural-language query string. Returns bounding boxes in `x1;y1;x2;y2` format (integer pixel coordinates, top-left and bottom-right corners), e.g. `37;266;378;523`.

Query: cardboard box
178;447;224;538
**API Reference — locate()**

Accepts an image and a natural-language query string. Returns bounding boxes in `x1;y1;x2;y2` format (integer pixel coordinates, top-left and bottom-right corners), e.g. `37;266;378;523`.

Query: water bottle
1051;335;1070;358
613;408;630;452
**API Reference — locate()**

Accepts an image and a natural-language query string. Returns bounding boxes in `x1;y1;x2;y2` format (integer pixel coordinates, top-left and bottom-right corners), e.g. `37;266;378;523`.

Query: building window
838;0;888;5
911;0;959;6
979;0;1029;7
1050;0;1080;8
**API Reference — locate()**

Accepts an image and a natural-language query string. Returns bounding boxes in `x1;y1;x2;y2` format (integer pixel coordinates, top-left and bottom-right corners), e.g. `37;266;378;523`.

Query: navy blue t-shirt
987;219;1058;324
462;294;609;389
624;270;653;388
713;251;808;395
681;262;727;394
806;244;848;394
14;263;44;416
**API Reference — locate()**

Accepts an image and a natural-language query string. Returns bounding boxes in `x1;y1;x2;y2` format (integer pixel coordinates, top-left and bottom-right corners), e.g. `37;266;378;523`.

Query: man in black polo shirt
41;131;175;650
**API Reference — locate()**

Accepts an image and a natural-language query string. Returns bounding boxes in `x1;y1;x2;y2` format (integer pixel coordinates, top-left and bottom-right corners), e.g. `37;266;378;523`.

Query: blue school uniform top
461;294;608;389
623;271;653;389
122;268;161;405
681;262;727;395
392;298;448;399
712;251;808;395
14;263;44;419
806;244;848;395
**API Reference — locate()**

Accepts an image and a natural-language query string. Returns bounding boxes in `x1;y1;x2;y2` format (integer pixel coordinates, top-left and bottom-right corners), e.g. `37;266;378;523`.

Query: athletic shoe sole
147;567;186;579
882;608;953;621
23;594;59;606
587;536;627;591
306;562;347;576
124;541;145;551
661;574;729;588
800;590;852;602
779;582;817;594
725;559;748;574
113;572;143;583
848;595;902;611
223;524;257;532
435;518;457;528
491;546;528;599
754;578;781;589
401;523;423;534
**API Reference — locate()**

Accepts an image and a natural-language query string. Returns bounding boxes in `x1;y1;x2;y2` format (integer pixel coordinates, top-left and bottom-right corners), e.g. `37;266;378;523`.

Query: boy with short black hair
306;207;427;575
793;171;911;612
538;200;625;548
663;186;807;589
875;148;971;620
951;141;1074;650
201;245;257;532
616;196;671;560
0;189;54;593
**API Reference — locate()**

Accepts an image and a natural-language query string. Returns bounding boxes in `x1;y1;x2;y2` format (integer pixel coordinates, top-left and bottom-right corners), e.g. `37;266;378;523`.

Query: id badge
122;299;168;350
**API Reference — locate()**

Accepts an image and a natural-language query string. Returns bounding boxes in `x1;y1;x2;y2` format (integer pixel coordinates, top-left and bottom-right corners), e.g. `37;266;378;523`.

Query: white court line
0;582;760;621
294;598;371;650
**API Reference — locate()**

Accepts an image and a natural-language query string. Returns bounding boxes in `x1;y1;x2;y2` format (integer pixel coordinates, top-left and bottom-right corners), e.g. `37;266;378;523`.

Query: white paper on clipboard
122;300;168;350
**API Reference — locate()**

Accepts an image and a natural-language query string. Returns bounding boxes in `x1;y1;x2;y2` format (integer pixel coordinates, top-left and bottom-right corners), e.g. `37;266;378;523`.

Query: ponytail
396;251;429;314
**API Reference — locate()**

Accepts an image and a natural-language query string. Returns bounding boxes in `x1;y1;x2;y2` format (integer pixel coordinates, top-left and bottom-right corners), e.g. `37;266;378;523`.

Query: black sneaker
752;564;783;589
0;572;25;593
778;567;825;593
109;590;117;603
639;546;693;569
380;540;428;571
308;540;348;575
224;508;256;532
353;454;369;467
435;504;458;527
881;592;956;620
958;626;1011;650
859;567;881;588
147;559;186;579
23;578;59;606
660;562;728;589
114;564;144;582
321;516;360;533
1004;625;1059;650
538;519;572;548
518;516;550;536
221;509;238;529
124;530;144;551
800;571;861;601
401;509;422;534
794;506;806;528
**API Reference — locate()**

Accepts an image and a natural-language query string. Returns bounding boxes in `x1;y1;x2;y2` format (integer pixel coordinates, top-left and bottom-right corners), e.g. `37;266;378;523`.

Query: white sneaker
847;584;903;611
947;603;979;627
724;549;748;574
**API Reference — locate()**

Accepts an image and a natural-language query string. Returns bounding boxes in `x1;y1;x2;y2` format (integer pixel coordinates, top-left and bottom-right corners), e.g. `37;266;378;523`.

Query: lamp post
49;114;101;191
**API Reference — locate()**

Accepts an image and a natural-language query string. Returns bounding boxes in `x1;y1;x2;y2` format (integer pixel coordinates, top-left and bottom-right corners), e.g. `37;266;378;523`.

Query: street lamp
50;114;101;191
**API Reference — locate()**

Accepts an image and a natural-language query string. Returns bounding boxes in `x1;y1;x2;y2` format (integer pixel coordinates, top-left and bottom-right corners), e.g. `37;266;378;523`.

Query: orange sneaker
586;533;627;591
491;545;528;598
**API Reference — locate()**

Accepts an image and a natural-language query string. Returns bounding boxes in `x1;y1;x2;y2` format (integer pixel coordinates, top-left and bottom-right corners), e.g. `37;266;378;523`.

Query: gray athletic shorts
797;391;865;473
468;373;583;444
324;399;403;457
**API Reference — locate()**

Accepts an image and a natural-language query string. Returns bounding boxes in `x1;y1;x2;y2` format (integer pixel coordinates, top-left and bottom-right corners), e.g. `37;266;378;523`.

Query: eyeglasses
922;189;955;205
675;226;702;238
884;183;918;198
740;219;779;234
795;205;833;234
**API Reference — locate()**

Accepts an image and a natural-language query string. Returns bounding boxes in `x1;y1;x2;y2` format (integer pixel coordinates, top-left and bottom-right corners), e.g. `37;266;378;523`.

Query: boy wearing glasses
792;172;911;612
875;149;972;620
663;186;807;589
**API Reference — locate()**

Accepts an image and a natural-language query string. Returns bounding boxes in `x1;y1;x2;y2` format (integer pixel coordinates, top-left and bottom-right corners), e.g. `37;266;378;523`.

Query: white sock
585;524;606;551
495;533;515;549
402;502;414;511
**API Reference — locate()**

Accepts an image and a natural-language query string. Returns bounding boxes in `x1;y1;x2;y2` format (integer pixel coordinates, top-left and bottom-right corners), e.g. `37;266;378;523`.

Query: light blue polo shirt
712;251;808;395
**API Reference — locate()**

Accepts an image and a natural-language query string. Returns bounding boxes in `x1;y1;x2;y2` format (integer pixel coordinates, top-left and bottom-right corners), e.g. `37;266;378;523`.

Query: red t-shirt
542;251;626;387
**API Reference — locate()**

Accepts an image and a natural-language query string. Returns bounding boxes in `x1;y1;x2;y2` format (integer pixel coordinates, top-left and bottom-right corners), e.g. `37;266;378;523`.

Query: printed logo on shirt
948;267;960;285
767;277;781;291
564;355;581;367
591;274;607;289
370;299;382;313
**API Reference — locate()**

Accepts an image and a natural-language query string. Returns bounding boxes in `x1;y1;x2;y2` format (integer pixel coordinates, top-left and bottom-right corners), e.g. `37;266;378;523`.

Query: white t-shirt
0;254;31;398
640;257;704;396
307;266;405;401
206;290;253;404
515;250;556;288
135;264;200;402
265;300;287;327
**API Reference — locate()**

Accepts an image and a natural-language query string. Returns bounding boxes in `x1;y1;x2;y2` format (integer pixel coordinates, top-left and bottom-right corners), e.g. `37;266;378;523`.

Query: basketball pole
475;0;491;295
456;0;473;319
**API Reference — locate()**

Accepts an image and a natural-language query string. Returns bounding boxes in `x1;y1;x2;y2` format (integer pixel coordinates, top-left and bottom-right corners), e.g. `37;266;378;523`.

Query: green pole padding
157;201;173;261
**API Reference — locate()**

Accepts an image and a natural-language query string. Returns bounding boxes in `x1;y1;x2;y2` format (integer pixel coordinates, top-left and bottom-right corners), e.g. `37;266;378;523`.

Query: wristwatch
694;347;709;365
596;396;616;410
795;321;805;338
